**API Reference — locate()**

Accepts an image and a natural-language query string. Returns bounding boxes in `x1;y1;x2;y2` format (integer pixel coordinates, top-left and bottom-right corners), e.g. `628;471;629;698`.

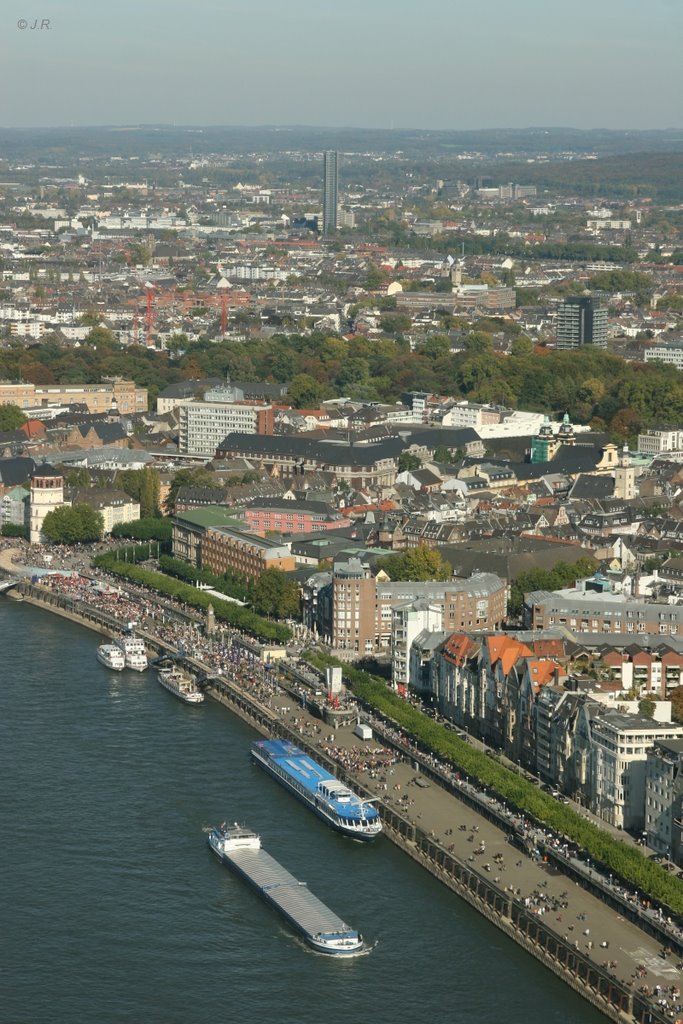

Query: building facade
585;711;683;831
322;150;338;235
242;499;351;535
524;589;683;642
201;526;295;580
555;297;608;350
0;378;147;415
323;558;506;656
645;739;683;864
179;394;274;456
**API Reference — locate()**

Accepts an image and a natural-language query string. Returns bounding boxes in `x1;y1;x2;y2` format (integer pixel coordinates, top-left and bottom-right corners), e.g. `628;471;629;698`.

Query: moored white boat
158;666;204;705
115;636;148;672
252;739;382;840
96;644;125;671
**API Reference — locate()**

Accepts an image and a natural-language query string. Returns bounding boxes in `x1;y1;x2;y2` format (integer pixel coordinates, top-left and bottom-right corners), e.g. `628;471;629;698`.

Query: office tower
556;296;608;350
322;150;338;235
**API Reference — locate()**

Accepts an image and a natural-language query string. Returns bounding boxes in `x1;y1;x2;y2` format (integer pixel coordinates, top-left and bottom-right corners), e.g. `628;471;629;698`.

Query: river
1;599;606;1024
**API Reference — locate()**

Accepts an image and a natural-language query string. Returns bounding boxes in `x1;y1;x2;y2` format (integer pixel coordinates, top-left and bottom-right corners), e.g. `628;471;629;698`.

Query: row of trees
158;556;300;620
306;652;683;915
111;517;172;543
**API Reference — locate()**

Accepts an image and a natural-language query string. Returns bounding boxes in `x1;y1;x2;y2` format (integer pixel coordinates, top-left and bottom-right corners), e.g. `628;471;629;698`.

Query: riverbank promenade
5;554;682;1024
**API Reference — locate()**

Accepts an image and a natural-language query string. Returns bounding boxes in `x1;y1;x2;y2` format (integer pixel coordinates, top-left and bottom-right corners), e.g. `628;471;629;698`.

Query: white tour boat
96;644;125;671
158;666;205;705
115;636;148;672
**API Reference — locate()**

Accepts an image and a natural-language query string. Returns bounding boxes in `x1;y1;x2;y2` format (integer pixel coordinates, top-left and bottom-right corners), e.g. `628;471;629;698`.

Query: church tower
530;416;558;463
557;412;576;447
30;462;64;544
614;444;636;500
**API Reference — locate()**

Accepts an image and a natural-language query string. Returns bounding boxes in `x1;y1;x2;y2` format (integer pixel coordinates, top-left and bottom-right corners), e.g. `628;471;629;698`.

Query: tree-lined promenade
306;651;683;919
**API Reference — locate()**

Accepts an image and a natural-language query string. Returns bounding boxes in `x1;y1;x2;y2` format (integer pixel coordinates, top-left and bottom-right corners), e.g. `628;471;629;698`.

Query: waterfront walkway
10;566;683;1023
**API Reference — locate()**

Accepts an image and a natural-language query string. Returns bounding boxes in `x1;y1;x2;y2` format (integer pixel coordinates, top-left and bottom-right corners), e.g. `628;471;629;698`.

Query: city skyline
1;0;681;131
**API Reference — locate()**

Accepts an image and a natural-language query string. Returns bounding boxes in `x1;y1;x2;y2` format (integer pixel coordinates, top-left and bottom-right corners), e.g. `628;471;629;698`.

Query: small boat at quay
208;823;364;956
96;644;125;671
157;666;204;705
115;636;148;672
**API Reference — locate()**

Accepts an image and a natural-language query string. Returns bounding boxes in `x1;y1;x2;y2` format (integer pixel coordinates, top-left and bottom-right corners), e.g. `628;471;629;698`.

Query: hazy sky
2;0;681;130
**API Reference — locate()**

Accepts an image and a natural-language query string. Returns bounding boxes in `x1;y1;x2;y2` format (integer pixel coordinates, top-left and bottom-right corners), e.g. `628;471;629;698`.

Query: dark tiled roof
218;433;404;467
0;456;36;486
568;474;615;501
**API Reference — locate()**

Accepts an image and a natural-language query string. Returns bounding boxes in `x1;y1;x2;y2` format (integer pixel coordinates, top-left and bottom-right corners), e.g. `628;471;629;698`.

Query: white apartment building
178;389;273;457
644;344;683;370
391;599;443;689
441;402;503;429
637;428;683;456
587;712;683;831
645;739;683;864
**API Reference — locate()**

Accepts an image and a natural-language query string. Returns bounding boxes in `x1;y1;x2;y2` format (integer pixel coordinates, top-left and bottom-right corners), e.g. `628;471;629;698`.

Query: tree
138;468;161;519
42;503;103;543
365;263;387;290
508;557;598;617
378;545;452;582
1;523;28;539
63;467;91;488
287;373;324;409
379;313;412;335
251;568;300;619
86;326;115;349
163;467;216;515
510;335;534;358
670;687;683;725
116;468;161;518
398;451;422;473
638;697;657;719
432;445;456;464
0;404;27;431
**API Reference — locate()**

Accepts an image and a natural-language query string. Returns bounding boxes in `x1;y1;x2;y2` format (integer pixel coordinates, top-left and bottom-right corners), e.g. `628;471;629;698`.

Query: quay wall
5;583;669;1024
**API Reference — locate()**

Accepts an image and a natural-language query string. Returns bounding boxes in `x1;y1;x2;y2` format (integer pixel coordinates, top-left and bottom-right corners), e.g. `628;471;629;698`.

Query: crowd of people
318;742;400;778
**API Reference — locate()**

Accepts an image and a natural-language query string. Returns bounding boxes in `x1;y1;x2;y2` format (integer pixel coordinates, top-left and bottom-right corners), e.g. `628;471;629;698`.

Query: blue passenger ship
251;739;382;840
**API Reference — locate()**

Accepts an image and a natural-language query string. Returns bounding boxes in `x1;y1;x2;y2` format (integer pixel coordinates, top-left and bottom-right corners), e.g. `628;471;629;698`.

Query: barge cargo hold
208;823;364;956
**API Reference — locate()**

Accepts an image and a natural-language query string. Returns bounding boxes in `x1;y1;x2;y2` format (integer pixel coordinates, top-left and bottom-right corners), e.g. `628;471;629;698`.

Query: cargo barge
207;823;364;956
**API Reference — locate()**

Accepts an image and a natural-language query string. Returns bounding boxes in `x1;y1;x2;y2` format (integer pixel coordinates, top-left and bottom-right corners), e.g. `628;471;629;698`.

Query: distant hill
0;125;682;162
484;150;683;203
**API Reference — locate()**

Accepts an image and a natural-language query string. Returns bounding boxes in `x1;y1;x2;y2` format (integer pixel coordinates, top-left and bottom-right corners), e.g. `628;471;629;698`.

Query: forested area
2;328;680;439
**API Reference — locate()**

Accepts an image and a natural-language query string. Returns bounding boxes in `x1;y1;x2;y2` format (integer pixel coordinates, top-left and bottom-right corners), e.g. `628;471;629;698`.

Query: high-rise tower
556;296;608;350
322;150;338;235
